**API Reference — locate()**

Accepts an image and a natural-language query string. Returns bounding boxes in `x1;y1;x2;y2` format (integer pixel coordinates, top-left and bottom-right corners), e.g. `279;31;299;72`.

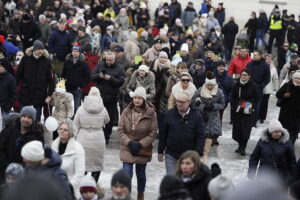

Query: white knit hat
181;43;189;52
79;175;97;188
131;87;147;100
21;141;45;162
268;119;284;133
208;175;234;199
138;65;149;73
159;51;168;58
205;78;217;85
130;31;138;40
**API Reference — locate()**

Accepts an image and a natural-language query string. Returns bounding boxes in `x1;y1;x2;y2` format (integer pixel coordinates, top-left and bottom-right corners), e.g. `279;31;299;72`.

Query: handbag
137;145;153;157
236;87;253;115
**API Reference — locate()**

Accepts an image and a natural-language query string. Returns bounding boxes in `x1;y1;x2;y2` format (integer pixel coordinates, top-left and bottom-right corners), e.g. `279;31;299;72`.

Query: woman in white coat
74;87;110;182
51;118;85;198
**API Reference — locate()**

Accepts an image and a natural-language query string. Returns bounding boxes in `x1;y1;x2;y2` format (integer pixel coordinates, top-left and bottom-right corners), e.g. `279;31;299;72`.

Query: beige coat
117;102;157;164
74;89;110;171
50;92;74;124
124;39;140;62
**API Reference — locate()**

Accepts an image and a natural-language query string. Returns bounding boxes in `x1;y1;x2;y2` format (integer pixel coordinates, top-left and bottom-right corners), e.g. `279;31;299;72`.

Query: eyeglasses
181;79;190;82
59;128;69;132
176;100;189;104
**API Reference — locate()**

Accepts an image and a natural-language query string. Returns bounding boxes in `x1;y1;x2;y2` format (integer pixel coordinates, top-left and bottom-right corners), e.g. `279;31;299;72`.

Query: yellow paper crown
56;78;66;89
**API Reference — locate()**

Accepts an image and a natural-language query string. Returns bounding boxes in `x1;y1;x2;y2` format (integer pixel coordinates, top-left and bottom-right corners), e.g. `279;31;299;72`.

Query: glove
204;103;214;112
127;141;142;156
129;91;134;97
194;98;201;107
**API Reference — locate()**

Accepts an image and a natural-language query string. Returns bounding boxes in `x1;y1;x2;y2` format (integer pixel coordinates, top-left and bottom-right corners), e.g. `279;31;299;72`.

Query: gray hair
106;51;116;59
39;14;46;21
58;119;77;138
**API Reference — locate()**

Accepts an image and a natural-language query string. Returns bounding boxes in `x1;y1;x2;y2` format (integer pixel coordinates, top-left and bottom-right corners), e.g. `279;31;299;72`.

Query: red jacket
228;54;252;75
81;52;99;95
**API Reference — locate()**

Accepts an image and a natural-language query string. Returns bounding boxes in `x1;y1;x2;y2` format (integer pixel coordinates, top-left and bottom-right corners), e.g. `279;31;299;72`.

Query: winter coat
16;48;55;107
124;39;140;62
74;34;92;47
206;17;219;33
126;70;156;100
214;70;234;105
181;54;193;68
245;18;258;36
0;120;44;182
81;52;99;95
214;9;225;26
143;46;160;64
228;54;252;75
246;59;270;92
189;65;206;89
168;81;197;109
19;20;42;49
231;79;258;143
248;129;296;180
222;21;239;47
50;92;74;124
61;54;91;91
3;40;20;57
279;62;293;86
137;10;150;28
0;72;17;112
181;164;211;200
91;61;125;103
257;13;269;31
48;29;72;61
170;1;182;19
182;7;197;27
203;57;217;72
74;92;110;171
158;106;206;159
116;55;132;71
38;23;51;44
263;65;278;94
100;33;117;51
277;48;288;70
277;80;300;135
52;137;85;197
157;69;171;114
118;101;157;164
90;32;101;54
194;86;225;137
116;14;129;31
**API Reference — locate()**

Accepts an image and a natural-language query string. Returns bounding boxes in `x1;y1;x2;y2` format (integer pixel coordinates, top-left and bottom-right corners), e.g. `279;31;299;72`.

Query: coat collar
52;137;77;156
124;101;156;120
260;128;290;144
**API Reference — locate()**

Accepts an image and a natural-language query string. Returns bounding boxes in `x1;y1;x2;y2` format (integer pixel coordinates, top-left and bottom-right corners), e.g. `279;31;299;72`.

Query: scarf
240;79;249;85
200;83;218;99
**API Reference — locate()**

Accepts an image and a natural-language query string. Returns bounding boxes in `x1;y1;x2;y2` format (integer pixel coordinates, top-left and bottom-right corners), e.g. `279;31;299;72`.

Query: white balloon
45;117;58;132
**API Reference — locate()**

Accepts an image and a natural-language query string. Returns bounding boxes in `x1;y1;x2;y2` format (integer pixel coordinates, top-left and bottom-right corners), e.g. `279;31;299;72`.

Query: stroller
236;29;249;48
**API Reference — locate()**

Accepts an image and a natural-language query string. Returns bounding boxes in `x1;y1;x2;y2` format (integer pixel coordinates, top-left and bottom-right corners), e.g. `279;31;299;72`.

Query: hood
44;147;62;168
189;64;206;74
83;95;104;114
131;69;155;86
25;46;50;58
66;53;85;62
260;128;290;144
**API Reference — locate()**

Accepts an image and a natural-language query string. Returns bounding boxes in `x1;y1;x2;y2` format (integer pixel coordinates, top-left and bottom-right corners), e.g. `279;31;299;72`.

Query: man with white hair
38;14;51;46
158;92;206;175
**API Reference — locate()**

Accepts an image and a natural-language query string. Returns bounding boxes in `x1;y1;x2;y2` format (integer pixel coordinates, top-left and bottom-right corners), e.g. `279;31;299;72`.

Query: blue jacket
158;106;206;159
48;29;72;61
4;40;20;56
0;72;17;112
214;70;234;106
246;59;270;91
101;33;117;51
199;3;208;15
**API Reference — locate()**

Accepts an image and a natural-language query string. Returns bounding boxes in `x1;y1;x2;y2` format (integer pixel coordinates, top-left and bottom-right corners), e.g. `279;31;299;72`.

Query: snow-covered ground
98;94;299;199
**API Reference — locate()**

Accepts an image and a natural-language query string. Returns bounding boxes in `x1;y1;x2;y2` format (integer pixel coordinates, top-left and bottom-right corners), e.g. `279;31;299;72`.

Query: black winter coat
222;21;239;47
61;54;90;91
257;13;269;31
48;29;72;61
19;20;42;50
248;129;296;181
158;106;206;159
189;65;206;89
214;70;234;106
170;1;182;19
181;164;211;200
0;72;17;112
91;61;125;103
246;59;270;91
16;53;55;107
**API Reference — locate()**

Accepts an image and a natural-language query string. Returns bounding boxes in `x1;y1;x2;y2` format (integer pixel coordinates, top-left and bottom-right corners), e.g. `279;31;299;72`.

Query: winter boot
203;139;213;164
137;193;144;200
240;143;246;156
235;144;241;153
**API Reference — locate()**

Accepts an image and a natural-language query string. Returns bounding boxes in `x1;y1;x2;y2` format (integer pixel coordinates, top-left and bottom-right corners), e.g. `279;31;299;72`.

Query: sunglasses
181;79;190;82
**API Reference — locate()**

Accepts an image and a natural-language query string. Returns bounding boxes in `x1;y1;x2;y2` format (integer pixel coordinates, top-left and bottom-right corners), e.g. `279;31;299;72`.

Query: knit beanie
72;45;81;52
208;175;234;199
159;51;168;58
131;87;147;100
268;119;284;133
180;43;189;52
21;140;45;162
138;65;149;73
79;175;97;193
205;78;217;85
111;169;131;190
5;163;24;177
20;106;36;121
33;40;45;51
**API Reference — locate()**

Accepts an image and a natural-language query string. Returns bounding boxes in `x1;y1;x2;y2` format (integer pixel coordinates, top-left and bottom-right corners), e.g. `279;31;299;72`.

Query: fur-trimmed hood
25;46;50;58
260;128;290;144
130;69;155;87
65;53;85;62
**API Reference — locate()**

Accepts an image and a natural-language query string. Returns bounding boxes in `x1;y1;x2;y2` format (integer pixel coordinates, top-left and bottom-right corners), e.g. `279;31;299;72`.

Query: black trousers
258;94;270;121
267;30;284;53
103;102;118;143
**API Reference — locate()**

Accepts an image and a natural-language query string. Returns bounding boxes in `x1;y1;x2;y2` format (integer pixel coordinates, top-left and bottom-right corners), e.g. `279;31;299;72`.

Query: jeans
103;102;118;143
67;89;82;116
123;162;147;193
224;45;234;63
165;154;178;175
255;29;267;48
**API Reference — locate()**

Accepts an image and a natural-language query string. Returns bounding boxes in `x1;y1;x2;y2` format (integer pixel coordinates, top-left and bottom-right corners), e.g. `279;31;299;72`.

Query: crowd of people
1;0;300;199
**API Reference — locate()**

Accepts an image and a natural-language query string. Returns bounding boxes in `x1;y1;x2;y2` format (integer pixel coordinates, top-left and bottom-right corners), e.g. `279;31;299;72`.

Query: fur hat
21;140;45;162
20;106;36;121
138;65;149;73
208;175;234;199
79;175;97;193
33;40;44;51
131;87;147;100
159;51;168;58
180;43;189;52
268;119;284;133
111;169;131;190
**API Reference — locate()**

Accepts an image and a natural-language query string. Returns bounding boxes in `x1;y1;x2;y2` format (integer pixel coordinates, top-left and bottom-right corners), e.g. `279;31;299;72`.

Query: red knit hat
0;35;5;45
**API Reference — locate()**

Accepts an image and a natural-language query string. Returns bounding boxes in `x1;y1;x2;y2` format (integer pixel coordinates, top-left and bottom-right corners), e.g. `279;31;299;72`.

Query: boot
240;143;246;156
137;193;144;200
235;143;241;153
203;139;213;164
